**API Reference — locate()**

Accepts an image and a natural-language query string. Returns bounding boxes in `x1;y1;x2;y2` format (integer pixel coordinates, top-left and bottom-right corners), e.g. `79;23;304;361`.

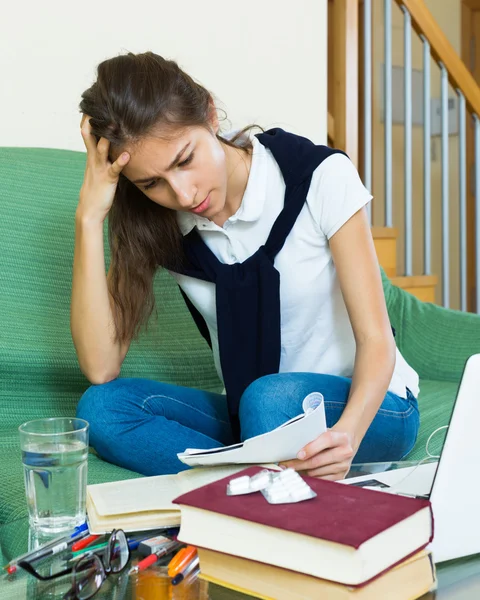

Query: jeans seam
141;394;230;426
324;401;349;408
376;405;415;419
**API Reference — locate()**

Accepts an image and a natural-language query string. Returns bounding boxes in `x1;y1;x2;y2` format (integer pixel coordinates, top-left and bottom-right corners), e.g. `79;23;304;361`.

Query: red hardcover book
173;466;434;586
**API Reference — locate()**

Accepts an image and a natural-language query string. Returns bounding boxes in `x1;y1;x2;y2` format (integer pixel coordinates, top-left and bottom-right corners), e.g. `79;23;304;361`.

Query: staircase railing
329;0;480;313
328;0;359;167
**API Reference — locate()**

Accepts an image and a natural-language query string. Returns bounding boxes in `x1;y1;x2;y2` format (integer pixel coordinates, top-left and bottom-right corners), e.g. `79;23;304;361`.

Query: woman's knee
240;372;349;416
76;378;139;440
76;378;175;438
240;374;289;416
76;381;114;437
239;374;307;440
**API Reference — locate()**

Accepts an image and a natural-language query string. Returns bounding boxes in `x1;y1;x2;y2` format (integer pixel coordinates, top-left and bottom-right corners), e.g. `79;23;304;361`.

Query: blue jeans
76;373;419;476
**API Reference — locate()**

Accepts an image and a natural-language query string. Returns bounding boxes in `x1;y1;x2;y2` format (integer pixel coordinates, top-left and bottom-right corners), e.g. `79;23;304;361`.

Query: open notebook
87;393;325;533
86;464;278;534
177;392;327;467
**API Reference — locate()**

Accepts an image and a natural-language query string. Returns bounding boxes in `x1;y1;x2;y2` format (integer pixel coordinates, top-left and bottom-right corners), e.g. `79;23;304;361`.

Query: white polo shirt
169;136;420;399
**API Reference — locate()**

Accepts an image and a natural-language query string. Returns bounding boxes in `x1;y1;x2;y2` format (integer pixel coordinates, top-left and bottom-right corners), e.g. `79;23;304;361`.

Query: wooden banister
395;0;480;116
328;0;359;166
328;112;335;144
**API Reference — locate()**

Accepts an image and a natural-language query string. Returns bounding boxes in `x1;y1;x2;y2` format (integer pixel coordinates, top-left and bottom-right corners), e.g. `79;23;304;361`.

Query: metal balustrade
364;0;480;313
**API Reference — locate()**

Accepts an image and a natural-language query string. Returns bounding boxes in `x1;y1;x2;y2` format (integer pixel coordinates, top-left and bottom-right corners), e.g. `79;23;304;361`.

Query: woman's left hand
279;423;360;481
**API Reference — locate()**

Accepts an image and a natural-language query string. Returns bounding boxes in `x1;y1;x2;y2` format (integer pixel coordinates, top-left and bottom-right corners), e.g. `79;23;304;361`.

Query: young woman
73;51;420;480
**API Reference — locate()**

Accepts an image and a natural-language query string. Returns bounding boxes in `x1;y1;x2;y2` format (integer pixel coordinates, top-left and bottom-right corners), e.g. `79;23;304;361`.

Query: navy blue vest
173;128;346;440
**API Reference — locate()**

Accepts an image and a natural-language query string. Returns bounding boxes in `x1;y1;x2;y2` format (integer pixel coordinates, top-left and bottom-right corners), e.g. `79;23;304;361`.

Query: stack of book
172;466;437;600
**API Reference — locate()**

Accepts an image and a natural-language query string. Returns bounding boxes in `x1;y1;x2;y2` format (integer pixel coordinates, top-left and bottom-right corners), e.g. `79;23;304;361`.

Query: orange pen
167;545;197;577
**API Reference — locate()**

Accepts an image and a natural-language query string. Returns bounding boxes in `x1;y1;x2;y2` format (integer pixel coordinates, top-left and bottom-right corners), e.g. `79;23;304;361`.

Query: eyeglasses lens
108;530;129;573
75;555;105;600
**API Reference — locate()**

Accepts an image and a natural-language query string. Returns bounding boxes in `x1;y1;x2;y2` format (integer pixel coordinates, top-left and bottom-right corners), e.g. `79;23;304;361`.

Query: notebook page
87;474;183;517
177;394;326;467
176;464;252;494
87;464;282;518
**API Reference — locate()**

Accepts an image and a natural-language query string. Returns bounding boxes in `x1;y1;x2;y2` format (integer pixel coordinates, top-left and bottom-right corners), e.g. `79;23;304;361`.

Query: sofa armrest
381;270;480;383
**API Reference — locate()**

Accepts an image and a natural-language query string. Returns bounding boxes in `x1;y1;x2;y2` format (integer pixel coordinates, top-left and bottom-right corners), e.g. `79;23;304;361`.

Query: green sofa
1;146;479;561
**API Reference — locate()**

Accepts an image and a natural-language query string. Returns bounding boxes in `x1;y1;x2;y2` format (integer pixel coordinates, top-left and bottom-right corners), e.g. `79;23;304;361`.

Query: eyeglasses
19;529;130;600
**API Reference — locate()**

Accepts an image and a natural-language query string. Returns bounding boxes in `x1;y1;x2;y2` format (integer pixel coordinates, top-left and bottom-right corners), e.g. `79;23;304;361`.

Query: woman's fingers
282;430;352;469
108;152;130;179
79;114;129;175
96;137;111;162
284;444;353;472
80;115;111;162
80;114;96;154
279;428;355;480
304;461;351;479
77;114;131;221
300;430;350;460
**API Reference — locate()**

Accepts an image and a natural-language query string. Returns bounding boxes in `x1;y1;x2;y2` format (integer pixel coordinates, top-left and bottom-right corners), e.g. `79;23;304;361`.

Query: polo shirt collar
176;136;266;236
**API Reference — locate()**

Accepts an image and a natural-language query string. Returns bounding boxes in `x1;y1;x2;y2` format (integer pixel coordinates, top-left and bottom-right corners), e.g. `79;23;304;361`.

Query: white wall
0;0;327;151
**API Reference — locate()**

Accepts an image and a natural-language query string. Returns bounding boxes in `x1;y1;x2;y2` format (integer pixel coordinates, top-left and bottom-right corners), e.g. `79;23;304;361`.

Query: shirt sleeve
307;153;373;239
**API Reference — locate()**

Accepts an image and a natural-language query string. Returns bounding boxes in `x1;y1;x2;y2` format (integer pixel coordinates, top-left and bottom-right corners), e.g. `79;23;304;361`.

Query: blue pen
70;522;89;537
127;539;144;551
127;528;177;542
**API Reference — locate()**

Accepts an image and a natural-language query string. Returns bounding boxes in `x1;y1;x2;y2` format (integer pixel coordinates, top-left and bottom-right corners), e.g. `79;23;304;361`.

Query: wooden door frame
463;0;480;10
461;0;479;311
328;0;359;167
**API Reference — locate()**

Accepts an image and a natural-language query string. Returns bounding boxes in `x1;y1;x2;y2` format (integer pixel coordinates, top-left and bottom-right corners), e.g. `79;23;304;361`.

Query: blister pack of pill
226;468;316;504
261;468;316;504
226;469;274;495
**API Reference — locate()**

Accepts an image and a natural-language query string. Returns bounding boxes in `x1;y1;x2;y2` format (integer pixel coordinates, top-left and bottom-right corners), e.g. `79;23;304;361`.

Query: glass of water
19;417;89;533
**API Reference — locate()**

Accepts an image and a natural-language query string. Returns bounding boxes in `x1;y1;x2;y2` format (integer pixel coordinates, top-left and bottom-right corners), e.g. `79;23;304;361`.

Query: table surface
1;461;480;599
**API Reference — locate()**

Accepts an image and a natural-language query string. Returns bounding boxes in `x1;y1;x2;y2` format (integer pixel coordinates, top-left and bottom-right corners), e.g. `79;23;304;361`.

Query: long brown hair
79;51;259;344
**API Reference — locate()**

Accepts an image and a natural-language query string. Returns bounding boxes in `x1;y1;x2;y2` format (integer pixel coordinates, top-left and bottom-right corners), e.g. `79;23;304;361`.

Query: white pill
227;476;251;495
278;469;297;482
250;471;272;491
290;487;311;501
265;489;290;503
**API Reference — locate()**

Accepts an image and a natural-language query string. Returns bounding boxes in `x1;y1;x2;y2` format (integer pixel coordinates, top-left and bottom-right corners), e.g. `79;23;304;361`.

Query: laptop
342;353;480;563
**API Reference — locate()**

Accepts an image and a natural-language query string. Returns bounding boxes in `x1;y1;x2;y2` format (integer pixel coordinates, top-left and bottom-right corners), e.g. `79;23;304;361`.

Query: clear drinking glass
19;417;89;533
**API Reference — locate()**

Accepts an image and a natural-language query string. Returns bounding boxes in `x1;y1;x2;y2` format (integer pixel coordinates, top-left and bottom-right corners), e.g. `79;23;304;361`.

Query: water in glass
22;439;88;532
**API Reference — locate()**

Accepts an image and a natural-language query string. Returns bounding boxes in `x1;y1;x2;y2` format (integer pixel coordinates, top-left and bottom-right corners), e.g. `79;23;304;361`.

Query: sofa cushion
381;271;480;383
0;147;222;441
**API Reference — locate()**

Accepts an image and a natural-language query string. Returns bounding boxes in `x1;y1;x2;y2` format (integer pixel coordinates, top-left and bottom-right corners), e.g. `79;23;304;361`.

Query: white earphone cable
386;425;448;494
